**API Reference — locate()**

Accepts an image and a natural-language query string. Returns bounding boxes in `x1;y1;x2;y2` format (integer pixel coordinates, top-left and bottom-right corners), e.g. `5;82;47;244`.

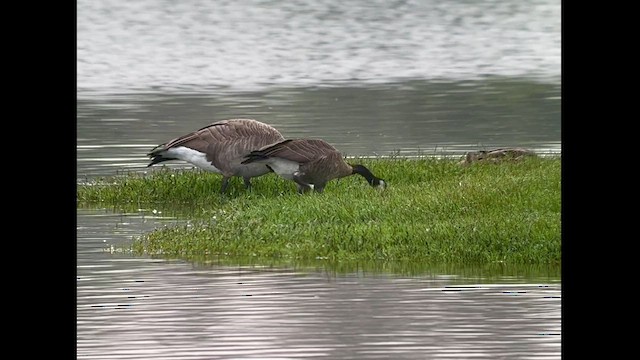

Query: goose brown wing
157;121;233;154
224;119;284;141
299;151;350;182
251;138;340;163
159;119;284;157
208;132;285;172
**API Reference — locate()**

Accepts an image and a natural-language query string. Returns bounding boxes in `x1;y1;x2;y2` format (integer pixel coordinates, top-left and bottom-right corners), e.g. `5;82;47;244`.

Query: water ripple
77;209;560;360
77;0;560;96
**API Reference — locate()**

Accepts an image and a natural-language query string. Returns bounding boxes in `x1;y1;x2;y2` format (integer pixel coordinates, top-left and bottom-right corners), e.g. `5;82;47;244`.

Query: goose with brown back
241;138;386;194
147;118;285;193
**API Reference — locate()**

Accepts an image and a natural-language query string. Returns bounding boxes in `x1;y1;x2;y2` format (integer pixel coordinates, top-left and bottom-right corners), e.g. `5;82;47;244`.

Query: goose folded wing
253;139;339;163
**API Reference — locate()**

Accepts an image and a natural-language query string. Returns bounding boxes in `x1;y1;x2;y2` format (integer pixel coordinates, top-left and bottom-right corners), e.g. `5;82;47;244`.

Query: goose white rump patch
165;147;222;173
265;159;300;180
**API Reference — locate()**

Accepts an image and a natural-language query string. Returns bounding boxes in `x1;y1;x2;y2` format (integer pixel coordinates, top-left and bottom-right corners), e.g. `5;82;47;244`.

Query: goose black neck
351;164;378;186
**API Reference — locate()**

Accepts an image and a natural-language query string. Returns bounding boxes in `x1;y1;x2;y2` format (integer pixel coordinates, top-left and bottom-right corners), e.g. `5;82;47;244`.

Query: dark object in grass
147;119;285;193
459;147;537;166
242;138;386;194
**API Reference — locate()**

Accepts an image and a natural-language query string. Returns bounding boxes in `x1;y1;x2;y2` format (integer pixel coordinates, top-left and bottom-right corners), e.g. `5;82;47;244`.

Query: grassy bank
77;156;561;265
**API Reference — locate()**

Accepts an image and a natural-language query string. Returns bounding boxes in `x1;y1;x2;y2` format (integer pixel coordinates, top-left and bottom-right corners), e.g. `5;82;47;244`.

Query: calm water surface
77;0;561;358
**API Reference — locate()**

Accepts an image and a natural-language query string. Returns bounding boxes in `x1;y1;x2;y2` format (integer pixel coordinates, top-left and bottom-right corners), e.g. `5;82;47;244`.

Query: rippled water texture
77;0;560;95
78;209;560;360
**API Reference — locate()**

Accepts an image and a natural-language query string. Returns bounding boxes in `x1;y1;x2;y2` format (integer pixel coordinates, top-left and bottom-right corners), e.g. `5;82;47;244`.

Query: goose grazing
147;118;285;193
241;138;386;194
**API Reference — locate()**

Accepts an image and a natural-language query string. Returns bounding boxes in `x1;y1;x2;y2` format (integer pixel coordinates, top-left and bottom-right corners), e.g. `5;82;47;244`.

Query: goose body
147;118;285;193
242;138;386;194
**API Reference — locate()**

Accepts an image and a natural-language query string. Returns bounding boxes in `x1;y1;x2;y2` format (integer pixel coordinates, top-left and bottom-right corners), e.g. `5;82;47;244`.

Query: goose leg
220;176;231;194
243;177;252;190
293;171;313;194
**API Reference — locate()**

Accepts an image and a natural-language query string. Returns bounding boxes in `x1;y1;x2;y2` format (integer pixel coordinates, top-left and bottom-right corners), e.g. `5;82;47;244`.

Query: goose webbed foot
296;184;313;194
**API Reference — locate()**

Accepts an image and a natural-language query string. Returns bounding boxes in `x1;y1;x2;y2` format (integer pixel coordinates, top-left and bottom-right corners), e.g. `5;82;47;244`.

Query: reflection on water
77;209;560;359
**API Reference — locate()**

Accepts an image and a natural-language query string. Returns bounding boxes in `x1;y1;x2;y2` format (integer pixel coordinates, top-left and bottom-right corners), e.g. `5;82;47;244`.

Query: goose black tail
148;155;173;167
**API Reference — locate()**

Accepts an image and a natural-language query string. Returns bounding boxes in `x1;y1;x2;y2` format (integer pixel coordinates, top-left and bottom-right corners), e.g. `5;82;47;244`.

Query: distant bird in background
241;138;386;194
147;118;285;193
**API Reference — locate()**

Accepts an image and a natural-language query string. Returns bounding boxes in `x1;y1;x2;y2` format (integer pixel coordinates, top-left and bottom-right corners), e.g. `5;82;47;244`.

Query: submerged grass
77;156;561;265
189;256;561;281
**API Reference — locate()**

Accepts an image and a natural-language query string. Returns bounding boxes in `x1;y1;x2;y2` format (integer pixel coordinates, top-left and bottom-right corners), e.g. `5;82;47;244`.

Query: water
77;0;561;358
77;0;560;95
78;209;561;360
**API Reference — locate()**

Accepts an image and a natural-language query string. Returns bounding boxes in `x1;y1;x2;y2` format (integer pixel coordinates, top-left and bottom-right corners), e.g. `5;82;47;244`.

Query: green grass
77;156;561;265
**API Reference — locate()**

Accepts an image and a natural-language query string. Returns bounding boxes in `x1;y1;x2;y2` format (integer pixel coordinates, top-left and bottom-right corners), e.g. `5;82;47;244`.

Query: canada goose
147;118;285;193
241;138;386;194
